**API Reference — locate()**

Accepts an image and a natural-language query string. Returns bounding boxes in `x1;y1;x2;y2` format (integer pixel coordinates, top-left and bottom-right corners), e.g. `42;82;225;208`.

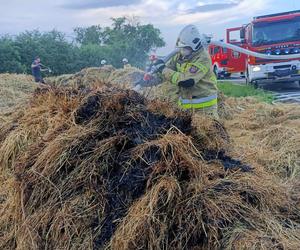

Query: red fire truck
209;10;300;86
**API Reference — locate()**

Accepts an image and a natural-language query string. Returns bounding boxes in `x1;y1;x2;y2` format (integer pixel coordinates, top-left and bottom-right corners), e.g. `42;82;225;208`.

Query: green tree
0;37;25;73
0;17;165;75
14;30;78;75
74;25;103;45
74;17;165;68
77;44;108;69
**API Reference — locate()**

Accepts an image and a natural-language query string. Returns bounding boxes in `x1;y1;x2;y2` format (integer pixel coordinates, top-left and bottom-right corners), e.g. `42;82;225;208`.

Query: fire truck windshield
252;17;300;46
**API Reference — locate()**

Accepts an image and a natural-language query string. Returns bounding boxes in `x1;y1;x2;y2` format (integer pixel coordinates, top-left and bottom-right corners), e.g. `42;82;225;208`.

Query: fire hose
133;49;180;91
211;40;300;60
162;40;300;65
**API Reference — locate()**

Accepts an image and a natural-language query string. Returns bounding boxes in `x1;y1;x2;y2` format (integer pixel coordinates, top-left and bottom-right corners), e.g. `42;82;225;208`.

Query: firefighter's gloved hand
151;59;165;74
178;79;195;88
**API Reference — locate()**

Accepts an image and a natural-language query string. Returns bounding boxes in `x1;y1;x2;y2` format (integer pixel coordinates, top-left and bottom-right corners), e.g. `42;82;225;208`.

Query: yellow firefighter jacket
162;48;218;109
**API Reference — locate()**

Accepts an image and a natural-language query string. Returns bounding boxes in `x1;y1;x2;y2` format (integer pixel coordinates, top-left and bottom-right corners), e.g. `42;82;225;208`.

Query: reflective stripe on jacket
178;94;218;109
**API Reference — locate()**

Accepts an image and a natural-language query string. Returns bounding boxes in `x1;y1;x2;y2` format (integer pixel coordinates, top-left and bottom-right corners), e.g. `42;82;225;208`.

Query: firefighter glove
178;78;195;88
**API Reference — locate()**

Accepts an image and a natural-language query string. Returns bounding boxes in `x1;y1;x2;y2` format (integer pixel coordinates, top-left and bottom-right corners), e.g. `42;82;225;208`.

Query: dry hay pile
47;66;146;90
0;66;144;119
134;83;300;182
46;73;73;86
107;66;145;89
0;73;36;113
0;87;300;250
223;98;300;180
47;66;115;88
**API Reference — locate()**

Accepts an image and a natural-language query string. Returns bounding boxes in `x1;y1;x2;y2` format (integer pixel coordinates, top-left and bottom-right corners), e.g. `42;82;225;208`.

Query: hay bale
0;87;300;249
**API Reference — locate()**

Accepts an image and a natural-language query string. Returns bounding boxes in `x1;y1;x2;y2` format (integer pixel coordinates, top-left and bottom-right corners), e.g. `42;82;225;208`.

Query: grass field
217;81;274;103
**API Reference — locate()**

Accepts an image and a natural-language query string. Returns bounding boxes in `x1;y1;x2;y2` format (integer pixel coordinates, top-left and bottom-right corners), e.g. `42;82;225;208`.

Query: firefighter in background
101;60;107;67
122;58;131;69
145;55;158;72
152;25;219;118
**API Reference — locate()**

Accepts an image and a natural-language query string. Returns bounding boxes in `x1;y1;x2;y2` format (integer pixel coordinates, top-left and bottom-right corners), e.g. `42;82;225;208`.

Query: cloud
76;0;267;28
62;0;141;9
186;2;242;14
172;0;272;25
0;0;275;43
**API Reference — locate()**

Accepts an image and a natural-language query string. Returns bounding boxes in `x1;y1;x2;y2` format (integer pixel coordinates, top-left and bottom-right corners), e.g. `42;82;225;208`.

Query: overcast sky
1;0;300;53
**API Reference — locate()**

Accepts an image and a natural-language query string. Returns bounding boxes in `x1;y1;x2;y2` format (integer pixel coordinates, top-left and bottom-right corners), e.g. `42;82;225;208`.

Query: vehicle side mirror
240;28;246;42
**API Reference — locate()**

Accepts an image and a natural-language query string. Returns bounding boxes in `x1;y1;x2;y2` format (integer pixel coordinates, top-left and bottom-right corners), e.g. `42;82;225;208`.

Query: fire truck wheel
224;73;231;78
248;79;259;89
245;68;259;88
245;73;250;85
252;82;259;89
213;66;220;79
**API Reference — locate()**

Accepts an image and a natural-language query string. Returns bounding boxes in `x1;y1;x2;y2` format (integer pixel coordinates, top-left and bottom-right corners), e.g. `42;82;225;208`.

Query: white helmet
122;58;128;64
176;25;203;51
101;60;107;65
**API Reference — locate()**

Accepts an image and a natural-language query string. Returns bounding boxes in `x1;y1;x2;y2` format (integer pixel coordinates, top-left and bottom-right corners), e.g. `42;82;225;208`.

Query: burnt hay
0;87;300;250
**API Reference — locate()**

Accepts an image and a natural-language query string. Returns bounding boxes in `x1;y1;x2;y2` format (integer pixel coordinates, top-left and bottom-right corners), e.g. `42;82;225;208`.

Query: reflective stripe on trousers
178;94;218;109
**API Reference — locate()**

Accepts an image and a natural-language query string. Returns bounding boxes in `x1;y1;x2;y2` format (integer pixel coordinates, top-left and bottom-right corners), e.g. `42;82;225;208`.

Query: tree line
0;17;165;75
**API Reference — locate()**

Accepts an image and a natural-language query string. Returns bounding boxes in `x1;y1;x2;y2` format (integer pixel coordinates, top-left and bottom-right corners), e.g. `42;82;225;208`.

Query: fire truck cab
209;28;246;79
210;10;300;86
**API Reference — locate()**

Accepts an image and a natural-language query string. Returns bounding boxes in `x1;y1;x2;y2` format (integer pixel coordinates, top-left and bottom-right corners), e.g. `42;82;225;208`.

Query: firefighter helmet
176;25;203;51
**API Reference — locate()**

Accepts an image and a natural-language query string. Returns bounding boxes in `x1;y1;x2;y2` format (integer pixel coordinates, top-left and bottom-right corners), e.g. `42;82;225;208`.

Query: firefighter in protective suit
122;58;131;69
152;25;219;118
